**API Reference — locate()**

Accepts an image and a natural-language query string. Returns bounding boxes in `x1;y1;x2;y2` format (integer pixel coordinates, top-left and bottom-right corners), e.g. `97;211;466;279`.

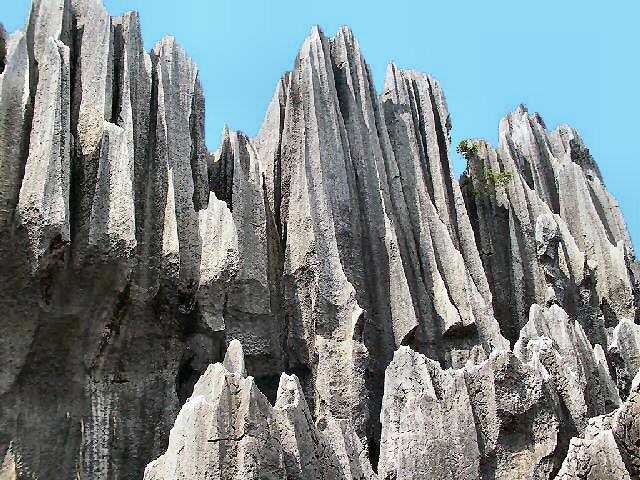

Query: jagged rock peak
461;105;638;346
557;373;640;479
377;318;636;480
144;343;286;480
222;338;247;376
145;341;375;479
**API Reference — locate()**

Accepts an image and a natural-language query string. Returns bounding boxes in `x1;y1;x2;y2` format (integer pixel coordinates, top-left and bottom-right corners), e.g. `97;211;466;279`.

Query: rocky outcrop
150;312;633;479
251;26;508;447
0;28;29;230
378;346;481;480
461;106;637;346
557;425;631;480
376;304;632;479
144;341;375;480
144;342;286;480
556;374;640;479
514;304;621;423
609;319;640;398
0;1;638;479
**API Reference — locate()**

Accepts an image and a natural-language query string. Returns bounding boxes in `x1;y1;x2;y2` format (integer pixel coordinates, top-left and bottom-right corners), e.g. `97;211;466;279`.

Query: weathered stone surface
379;347;564;479
274;373;341;479
70;0;112;156
274;373;375;479
609;319;640;398
223;338;247;376
250;28;508;456
378;320;627;480
381;64;507;360
261;28;376;438
25;0;68;63
87;121;136;255
146;343;376;480
0;30;29;227
556;378;640;479
151;35;208;286
205;127;284;399
0;443;20;480
0;1;638;479
378;346;480;480
144;346;286;480
16;36;70;268
557;427;630;480
112;11;152;245
613;375;640;477
514;304;621;425
461;106;638;347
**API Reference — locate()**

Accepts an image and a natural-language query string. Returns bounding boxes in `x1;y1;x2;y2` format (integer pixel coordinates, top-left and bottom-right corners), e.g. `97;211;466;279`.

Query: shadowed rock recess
0;1;638;479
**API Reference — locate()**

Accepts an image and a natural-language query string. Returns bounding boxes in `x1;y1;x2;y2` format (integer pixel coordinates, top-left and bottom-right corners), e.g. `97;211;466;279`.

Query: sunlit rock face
460;106;637;345
0;1;638;479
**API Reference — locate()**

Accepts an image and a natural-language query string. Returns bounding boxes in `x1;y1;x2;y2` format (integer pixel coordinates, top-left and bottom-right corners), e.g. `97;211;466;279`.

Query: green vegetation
456;140;479;160
483;167;513;189
457;139;514;197
569;140;593;166
460;167;513;198
459;176;473;189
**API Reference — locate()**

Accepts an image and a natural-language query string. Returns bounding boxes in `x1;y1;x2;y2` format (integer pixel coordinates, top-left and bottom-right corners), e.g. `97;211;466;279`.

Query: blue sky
3;0;638;247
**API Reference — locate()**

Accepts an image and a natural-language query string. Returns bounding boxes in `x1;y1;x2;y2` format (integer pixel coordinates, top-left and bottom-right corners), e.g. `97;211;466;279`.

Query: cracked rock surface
0;1;638;478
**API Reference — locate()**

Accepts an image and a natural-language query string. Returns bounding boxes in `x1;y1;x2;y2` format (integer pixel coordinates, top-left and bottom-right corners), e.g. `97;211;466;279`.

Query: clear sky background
2;0;638;247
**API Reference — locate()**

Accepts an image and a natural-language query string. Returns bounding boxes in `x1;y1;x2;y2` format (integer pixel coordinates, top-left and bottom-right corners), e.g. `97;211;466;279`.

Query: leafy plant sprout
457;139;514;196
483;167;513;189
457;139;479;160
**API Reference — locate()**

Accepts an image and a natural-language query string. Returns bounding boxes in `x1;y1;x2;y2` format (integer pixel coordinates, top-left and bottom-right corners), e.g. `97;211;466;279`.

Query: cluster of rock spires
0;0;638;478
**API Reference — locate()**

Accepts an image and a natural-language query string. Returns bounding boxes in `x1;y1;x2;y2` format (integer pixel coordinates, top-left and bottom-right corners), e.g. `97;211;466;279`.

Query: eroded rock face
461;106;638;346
377;309;632;480
556;375;640;480
0;1;638;479
145;342;375;480
609;319;640;398
514;304;621;424
144;347;286;480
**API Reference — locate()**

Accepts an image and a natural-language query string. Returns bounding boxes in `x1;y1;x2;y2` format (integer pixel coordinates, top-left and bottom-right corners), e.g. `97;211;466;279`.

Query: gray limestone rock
16;36;70;269
609;319;640;398
204;127;283;397
378;346;480;480
250;28;508;455
0;444;19;480
557;427;631;480
146;343;375;480
223;339;247;376
274;373;375;479
274;373;343;479
381;64;507;361
461;106;637;347
0;30;29;228
612;375;640;477
556;378;640;479
151;35;208;286
88;121;136;256
0;1;638;478
379;326;626;480
143;357;286;479
379;347;568;479
514;304;621;424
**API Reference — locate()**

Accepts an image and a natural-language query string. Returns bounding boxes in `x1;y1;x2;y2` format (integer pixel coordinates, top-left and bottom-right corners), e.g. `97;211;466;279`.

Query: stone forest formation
0;1;639;479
